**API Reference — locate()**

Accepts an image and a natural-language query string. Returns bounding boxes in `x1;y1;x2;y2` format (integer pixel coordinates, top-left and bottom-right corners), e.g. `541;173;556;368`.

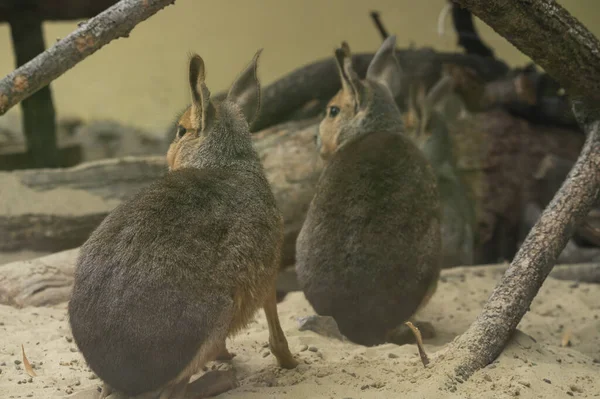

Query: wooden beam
8;7;58;167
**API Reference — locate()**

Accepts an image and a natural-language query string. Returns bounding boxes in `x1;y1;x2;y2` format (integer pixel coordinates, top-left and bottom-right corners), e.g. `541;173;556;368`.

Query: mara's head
317;35;403;160
402;73;456;150
401;71;464;168
167;50;263;170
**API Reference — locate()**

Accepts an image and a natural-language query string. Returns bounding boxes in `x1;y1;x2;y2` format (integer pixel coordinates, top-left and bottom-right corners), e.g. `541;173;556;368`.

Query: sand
1;265;598;399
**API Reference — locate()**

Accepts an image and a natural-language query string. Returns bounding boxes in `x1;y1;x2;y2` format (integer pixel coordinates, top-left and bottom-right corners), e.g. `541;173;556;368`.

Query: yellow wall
0;0;598;133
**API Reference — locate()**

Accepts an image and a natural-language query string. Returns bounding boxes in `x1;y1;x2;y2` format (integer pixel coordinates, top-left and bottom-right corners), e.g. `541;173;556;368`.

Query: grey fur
68;51;284;397
296;37;442;346
404;75;476;267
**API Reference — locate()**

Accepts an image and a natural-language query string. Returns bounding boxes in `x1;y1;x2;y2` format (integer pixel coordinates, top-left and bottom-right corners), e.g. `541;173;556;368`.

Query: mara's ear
334;41;363;108
188;54;214;132
417;75;455;135
403;83;420;130
423;74;455;112
226;49;262;125
404;82;427;132
366;35;402;98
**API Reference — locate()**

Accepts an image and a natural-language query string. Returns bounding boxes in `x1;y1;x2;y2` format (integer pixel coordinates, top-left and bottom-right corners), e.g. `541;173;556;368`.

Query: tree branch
437;0;600;381
0;0;176;116
452;0;600;103
445;96;600;380
445;61;579;128
449;1;494;58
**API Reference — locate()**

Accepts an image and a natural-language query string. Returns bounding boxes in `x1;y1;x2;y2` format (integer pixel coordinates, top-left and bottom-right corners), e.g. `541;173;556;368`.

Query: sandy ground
1;265;599;399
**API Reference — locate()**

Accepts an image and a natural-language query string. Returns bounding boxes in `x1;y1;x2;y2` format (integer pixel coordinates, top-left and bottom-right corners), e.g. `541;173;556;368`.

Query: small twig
370;11;389;40
443;63;537;111
0;0;177;116
21;344;37;377
405;321;430;367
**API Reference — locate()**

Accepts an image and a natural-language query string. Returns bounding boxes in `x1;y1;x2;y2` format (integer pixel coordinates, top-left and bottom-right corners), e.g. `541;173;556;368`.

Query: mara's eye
176;125;187;138
328;106;340;118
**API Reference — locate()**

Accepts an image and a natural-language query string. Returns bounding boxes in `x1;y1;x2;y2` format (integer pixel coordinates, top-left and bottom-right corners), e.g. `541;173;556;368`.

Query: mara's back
68;166;281;395
296;131;441;345
68;49;298;398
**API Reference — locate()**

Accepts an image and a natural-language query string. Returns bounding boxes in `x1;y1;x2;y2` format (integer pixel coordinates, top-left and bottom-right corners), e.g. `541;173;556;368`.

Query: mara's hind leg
100;383;113;398
263;285;298;369
158;379;188;399
186;370;238;398
214;340;235;361
386;277;439;345
100;383;130;399
415;276;438;314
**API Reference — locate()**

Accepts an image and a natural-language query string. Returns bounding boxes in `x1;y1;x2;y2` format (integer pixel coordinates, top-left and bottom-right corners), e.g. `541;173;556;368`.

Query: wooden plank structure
0;0;119;170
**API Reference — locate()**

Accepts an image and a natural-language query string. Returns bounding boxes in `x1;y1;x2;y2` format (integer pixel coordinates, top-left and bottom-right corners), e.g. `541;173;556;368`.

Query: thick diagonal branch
452;0;600;102
439;0;600;380
0;0;176;116
447;97;600;380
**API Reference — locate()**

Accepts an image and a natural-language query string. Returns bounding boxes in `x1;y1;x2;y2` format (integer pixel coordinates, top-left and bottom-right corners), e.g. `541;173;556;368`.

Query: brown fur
296;36;442;347
68;50;296;399
401;75;476;268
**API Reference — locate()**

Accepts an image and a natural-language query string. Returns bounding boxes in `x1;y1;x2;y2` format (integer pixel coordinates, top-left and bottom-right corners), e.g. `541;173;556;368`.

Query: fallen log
532;154;600;247
208;48;510;133
164;47;511;142
0;248;78;307
2;247;597;308
449;108;584;263
0;111;591;309
0;1;120;22
2;105;586;265
0;118;321;264
445;62;578;129
275;261;600;299
0;156;167;252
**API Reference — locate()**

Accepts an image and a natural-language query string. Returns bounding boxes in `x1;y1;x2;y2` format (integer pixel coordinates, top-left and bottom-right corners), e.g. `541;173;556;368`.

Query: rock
297;315;346;341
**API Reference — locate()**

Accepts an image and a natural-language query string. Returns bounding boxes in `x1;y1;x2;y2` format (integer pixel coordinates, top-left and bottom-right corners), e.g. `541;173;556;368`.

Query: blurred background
0;0;598;133
0;0;598;269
